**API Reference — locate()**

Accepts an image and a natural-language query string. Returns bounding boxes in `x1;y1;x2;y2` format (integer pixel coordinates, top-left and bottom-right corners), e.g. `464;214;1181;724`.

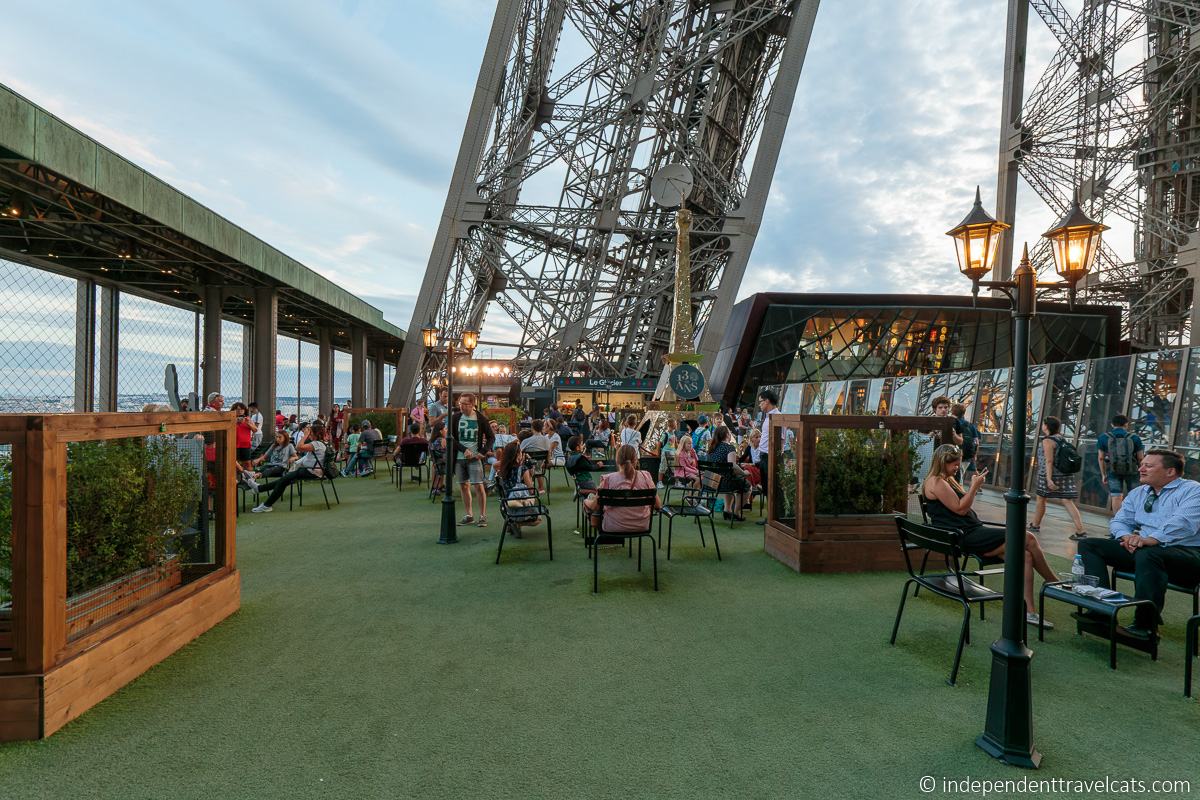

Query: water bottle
715;498;725;513
1071;554;1085;587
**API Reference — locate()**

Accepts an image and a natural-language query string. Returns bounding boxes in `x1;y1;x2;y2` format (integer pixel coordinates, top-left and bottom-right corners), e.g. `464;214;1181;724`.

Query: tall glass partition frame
1173;348;1200;480
1128;349;1184;449
997;365;1047;490
974;368;1011;486
1076;355;1132;507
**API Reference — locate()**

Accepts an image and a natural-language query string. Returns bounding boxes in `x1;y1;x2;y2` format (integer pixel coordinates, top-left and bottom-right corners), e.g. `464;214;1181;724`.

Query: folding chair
495;476;553;564
659;469;721;561
394;440;429;491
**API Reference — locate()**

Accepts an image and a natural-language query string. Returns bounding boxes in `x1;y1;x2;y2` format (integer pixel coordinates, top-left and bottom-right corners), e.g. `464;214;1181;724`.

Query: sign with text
554;377;655;392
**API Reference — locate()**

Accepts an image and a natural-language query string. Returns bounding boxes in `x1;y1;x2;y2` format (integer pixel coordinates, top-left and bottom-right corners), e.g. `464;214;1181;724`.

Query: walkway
0;475;1195;798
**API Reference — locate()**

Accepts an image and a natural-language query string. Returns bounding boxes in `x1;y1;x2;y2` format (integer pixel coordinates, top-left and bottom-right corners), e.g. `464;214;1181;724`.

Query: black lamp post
947;187;1107;768
422;325;479;545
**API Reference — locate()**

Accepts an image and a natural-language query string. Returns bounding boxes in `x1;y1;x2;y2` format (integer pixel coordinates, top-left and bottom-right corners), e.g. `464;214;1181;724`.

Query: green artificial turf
2;472;1197;799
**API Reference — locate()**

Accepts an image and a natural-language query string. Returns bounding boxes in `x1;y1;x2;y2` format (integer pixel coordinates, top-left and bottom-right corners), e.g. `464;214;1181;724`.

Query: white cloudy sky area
2;0;1086;336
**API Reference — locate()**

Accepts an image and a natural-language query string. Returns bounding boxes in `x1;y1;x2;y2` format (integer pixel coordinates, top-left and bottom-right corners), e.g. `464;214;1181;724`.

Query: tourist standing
1097;413;1145;513
1030;416;1087;539
451;393;494;527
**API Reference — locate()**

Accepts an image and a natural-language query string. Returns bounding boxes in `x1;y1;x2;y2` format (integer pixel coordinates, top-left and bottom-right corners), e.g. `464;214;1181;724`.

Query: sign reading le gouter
554;377;655;391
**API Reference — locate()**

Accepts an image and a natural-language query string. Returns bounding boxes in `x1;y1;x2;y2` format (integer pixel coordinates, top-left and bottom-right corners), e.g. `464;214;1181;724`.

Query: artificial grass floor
2;473;1198;799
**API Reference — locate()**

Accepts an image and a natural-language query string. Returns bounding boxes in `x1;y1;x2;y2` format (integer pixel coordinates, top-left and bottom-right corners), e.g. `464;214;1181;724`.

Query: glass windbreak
1174;348;1200;450
1128;350;1183;448
887;377;919;416
1079;355;1131;437
944;371;979;412
1076;439;1107;508
844;380;871;414
916;374;949;414
867;378;887;415
779;384;802;414
997;366;1047;490
1044;361;1087;440
816;381;847;414
973;369;1010;484
770;422;797;532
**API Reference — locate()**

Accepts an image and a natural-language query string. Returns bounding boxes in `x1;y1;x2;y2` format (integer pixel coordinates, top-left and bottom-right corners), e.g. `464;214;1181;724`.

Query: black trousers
1078;537;1200;628
263;468;318;507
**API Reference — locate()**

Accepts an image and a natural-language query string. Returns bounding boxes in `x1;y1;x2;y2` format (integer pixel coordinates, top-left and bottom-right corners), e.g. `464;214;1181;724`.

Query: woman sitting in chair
496;440;540;531
922;443;1057;628
584;444;661;533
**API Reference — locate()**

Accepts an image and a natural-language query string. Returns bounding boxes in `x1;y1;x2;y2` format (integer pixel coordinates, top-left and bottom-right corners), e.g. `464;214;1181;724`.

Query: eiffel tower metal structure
996;0;1200;348
392;0;820;405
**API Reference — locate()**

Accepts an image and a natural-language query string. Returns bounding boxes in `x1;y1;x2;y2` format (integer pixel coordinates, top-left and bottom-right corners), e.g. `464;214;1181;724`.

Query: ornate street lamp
947;189;1103;770
423;326;480;545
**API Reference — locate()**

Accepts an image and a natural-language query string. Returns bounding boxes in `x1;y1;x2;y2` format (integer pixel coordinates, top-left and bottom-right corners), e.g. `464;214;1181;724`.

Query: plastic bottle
715;498;725;513
1071;554;1085;586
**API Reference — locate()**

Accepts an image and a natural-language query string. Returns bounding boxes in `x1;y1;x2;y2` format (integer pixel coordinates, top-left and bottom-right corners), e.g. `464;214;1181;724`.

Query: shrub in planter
65;438;200;597
813;428;914;515
349;411;397;439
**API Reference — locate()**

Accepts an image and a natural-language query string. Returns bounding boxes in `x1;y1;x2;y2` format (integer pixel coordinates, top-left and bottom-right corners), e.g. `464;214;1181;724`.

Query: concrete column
97;286;119;412
372;348;387;410
350;327;367;408
73;279;96;412
318;327;334;415
202;285;223;401
253;287;278;439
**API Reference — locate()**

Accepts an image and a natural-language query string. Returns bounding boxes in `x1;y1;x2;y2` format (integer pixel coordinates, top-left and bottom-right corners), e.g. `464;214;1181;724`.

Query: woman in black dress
922;444;1059;628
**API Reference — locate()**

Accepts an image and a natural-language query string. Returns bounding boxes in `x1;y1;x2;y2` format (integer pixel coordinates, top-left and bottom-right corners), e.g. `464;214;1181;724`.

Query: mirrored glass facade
765;347;1200;510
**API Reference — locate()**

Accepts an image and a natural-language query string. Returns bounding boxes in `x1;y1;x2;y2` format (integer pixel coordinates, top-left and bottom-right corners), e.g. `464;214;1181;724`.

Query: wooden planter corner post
0;412;241;741
764;415;954;574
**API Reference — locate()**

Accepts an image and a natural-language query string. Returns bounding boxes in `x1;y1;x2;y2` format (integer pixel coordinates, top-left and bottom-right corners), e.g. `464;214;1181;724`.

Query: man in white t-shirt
752;389;780;525
248;402;264;448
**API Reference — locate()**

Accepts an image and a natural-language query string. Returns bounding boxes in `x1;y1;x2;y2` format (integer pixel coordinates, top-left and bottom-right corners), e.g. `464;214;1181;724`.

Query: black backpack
1053;436;1082;474
957;419;979;459
1108;432;1138;477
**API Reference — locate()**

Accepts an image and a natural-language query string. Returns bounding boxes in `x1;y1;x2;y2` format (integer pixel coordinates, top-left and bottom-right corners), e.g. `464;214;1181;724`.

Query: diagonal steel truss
392;0;820;404
1013;0;1200;348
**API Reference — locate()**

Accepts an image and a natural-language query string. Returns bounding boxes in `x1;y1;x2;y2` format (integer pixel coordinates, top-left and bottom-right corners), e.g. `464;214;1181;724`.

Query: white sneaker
250;504;273;513
243;477;260;491
1025;612;1054;630
656;482;664;489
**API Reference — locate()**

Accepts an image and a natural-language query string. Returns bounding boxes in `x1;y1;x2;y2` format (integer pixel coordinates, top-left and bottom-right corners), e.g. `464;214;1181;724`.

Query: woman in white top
619;414;642;451
542;419;565;466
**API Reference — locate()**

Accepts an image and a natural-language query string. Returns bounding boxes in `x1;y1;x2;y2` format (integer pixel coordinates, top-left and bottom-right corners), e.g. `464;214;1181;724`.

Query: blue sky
2;0;1076;335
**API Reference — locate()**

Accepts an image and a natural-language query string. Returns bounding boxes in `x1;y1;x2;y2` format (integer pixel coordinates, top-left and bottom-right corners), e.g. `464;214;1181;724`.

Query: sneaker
460;514;474;524
1069;532;1088;541
243;476;260;492
250;504;273;513
656;481;664;490
477;517;488;528
1025;612;1054;630
1027;524;1040;532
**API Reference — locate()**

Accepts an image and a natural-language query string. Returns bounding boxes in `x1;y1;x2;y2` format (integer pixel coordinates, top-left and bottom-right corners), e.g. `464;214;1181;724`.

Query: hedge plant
813;428;914;515
349;411;399;439
65;438;200;596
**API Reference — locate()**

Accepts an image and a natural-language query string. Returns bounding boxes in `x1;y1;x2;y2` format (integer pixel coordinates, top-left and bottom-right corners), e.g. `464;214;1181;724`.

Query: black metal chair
1186;614;1199;698
891;516;1004;686
659;469;721;561
393;440;429;490
366;438;391;478
297;448;341;509
591;488;660;593
494;476;553;565
523;449;550;500
913;493;1004;619
700;460;748;527
428;449;446;502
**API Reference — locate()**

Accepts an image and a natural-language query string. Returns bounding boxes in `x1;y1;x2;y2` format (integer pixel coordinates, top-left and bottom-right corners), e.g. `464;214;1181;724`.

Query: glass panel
1044;361;1087;440
944;371;979;412
1128;349;1183;448
866;378;887;416
1175;348;1200;449
997;365;1047;489
1079;355;1131;438
779;384;803;414
815;381;847;414
916;374;950;415
973;368;1009;486
1180;447;1200;482
770;423;797;531
887;377;919;416
844;380;871;414
1076;439;1107;508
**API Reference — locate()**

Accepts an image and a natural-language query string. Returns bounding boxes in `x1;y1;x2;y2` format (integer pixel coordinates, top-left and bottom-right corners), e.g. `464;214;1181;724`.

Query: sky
1;0;1082;339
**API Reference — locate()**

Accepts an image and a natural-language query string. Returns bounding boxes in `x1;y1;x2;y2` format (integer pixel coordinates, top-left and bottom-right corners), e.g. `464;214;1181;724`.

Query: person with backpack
950;402;979;479
1097;413;1144;513
1029;415;1087;539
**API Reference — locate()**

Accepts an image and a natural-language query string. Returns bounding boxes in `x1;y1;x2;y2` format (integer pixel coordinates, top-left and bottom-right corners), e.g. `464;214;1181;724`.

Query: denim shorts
1106;473;1138;496
454;458;486;484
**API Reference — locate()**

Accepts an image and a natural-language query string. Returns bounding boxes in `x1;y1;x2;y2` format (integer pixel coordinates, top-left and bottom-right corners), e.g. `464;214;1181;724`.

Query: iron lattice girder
396;0;816;400
1013;0;1200;348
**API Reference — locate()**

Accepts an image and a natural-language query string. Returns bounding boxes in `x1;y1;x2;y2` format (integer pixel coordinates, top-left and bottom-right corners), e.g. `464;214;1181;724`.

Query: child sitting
565;435;601;493
674;434;700;488
342;423;365;477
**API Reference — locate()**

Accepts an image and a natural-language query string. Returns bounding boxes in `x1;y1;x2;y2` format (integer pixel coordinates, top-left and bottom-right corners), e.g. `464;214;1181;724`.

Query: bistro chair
591;488;660;593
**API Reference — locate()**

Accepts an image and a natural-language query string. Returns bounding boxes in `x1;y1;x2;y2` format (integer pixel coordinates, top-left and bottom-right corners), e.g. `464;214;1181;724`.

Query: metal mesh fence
276;334;300;419
118;293;198;409
299;339;320;419
220;320;245;405
0;258;79;412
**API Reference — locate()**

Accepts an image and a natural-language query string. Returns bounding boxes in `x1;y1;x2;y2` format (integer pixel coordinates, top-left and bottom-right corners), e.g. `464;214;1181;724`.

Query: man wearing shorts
451;393;495;527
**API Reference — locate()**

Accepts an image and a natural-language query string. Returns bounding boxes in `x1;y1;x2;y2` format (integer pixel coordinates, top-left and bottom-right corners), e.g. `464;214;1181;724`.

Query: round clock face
650;163;694;208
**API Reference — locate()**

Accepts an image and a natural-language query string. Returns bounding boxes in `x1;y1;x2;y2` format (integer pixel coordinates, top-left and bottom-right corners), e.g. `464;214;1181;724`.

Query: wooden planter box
764;415;954;574
0;412;240;741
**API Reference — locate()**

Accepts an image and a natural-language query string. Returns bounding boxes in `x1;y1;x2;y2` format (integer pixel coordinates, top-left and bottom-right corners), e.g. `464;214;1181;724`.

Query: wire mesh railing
0;258;79;412
118;292;198;409
220;320;245;405
0;442;12;657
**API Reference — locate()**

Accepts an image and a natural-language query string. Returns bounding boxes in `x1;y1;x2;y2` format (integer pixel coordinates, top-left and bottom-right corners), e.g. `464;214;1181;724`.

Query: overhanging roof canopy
0;84;404;356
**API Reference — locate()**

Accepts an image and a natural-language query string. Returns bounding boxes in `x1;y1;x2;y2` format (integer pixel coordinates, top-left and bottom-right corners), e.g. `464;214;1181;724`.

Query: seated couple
250;421;329;513
922;444;1058;629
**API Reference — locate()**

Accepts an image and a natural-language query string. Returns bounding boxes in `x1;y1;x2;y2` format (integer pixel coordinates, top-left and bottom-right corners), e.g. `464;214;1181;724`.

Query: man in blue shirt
1078;448;1200;638
1096;414;1144;513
